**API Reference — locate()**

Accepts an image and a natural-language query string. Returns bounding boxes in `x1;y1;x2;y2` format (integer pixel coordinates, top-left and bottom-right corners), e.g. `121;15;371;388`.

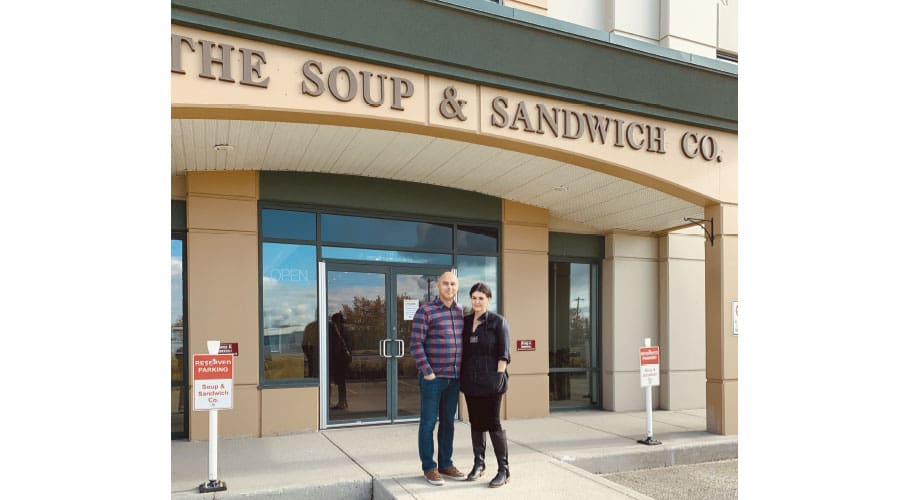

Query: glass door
324;264;390;425
392;268;451;421
321;263;452;427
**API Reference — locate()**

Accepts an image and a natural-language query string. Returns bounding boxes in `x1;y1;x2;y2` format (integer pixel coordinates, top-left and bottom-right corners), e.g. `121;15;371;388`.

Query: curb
569;437;738;475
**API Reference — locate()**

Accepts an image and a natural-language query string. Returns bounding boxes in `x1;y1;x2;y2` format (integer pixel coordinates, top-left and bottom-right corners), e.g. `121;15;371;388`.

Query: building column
705;203;737;435
186;171;261;439
500;200;549;418
658;227;706;409
659;0;718;59
602;233;659;411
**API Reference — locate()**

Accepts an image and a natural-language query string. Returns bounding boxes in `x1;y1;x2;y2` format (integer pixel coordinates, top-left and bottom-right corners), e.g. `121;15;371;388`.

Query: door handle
395;339;405;358
379;339;390;358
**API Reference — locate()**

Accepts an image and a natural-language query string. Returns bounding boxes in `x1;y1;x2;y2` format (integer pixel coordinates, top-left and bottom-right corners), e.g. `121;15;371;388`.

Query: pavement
171;409;737;499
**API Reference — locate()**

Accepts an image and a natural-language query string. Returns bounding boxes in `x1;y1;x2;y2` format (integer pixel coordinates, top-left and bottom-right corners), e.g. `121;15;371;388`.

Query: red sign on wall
219;342;239;356
516;340;536;351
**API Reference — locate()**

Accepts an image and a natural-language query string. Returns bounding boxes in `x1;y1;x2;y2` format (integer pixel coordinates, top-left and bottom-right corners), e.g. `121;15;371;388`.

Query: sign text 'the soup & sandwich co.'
171;33;725;163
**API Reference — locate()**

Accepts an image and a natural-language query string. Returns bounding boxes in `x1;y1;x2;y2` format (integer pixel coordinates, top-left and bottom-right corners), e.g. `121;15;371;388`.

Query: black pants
465;394;503;433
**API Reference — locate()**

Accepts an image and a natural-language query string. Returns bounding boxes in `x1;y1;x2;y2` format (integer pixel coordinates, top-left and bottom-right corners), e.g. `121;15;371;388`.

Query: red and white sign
219;342;239;356
516;339;536;351
639;346;660;387
193;354;234;411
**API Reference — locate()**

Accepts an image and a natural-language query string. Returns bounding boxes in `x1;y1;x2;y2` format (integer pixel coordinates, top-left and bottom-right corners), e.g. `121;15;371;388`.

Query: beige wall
659;227;706;409
261;387;320;435
705;203;737;434
609;0;661;42
602;233;660;411
505;0;547;16
186;171;261;439
660;0;718;58
501;201;550;418
717;0;738;56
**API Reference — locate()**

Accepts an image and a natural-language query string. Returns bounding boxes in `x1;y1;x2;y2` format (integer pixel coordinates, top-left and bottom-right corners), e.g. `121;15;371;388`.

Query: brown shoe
439;465;466;481
424;468;444;486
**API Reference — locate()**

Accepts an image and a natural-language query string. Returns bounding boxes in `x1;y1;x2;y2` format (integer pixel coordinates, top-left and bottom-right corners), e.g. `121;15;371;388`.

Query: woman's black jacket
460;310;511;397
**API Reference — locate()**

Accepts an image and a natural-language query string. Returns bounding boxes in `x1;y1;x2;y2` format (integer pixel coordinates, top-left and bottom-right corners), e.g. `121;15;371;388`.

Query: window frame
258;201;502;389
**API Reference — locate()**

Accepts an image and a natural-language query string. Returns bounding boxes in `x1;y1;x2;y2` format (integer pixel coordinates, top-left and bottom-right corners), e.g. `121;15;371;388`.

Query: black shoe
489;429;509;488
489;469;510;487
467;430;486;481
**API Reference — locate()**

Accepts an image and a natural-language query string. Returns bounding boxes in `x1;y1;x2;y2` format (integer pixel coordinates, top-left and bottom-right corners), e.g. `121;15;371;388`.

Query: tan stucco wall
659;227;706;409
705;203;737;434
602;233;660;411
501;201;550;418
261;387;320;435
186;171;261;439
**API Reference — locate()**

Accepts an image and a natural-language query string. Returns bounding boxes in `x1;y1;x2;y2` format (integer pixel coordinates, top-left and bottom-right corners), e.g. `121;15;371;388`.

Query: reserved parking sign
193;354;234;411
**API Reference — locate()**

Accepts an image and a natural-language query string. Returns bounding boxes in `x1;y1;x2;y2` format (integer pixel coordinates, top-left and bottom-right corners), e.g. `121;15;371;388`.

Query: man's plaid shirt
409;298;464;378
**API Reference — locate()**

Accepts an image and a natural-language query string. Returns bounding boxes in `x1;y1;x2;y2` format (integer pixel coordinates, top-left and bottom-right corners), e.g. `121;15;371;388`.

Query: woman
460;282;511;487
329;312;352;410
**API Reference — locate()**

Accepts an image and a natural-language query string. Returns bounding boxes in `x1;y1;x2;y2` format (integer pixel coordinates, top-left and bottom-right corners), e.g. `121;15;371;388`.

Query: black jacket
460;311;511;397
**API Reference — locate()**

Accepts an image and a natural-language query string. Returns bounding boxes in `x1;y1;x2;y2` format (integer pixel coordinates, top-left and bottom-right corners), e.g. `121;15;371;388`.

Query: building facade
170;0;738;441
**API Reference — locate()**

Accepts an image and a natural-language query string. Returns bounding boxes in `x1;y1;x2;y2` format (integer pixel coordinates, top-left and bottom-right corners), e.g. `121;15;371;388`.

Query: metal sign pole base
637;436;662;446
199;480;227;493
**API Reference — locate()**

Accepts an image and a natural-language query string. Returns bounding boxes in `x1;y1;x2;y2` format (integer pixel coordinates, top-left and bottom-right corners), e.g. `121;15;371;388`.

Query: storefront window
321;214;453;251
262;243;318;382
457;255;499;313
171;237;187;438
549;261;598;409
456;225;498;254
262;209;316;240
260;206;499;389
322;246;452;266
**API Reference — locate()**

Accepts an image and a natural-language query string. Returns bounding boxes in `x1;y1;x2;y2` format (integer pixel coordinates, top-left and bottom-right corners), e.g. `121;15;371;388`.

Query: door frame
318;261;452;428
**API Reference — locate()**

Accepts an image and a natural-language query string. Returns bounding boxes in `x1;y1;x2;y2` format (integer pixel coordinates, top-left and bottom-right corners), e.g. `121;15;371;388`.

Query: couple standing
409;271;511;488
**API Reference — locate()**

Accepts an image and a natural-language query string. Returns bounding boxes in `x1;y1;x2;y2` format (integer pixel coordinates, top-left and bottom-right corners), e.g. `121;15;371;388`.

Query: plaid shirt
409;298;464;378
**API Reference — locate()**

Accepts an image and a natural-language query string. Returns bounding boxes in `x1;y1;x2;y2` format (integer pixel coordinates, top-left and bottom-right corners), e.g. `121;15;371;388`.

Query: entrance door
321;262;449;427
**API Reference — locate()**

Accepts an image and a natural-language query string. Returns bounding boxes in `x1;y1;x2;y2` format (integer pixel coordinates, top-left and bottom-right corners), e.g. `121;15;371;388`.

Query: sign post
637;338;662;446
194;340;233;493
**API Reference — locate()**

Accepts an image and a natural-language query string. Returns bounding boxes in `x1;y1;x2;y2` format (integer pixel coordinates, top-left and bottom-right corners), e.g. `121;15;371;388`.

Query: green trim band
549;232;605;259
260;172;502;222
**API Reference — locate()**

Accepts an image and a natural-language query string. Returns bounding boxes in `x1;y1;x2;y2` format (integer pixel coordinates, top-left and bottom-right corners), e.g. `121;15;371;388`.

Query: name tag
469;336;478;343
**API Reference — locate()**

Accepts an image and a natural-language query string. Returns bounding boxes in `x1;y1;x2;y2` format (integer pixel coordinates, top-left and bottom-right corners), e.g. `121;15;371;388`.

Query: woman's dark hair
469;282;492;298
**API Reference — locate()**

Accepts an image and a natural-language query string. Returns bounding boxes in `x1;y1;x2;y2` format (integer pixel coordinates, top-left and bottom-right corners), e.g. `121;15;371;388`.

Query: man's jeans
418;376;460;472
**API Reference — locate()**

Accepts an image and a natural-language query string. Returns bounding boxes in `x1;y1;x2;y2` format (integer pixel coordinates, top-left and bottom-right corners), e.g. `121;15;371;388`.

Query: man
409;271;466;485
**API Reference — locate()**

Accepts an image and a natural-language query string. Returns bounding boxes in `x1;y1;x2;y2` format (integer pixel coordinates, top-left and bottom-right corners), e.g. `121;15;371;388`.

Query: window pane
456;255;498;313
262;209;316;240
321;214;452;251
456;225;498;254
549;262;592;369
549;371;595;408
171;239;186;437
262;243;318;382
322;246;452;266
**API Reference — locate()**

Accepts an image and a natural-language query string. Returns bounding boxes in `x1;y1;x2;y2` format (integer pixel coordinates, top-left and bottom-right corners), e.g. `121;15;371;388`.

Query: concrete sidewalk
171;409;737;499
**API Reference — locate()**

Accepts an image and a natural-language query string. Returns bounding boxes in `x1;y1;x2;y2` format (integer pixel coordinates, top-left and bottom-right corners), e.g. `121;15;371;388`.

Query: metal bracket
685;217;715;246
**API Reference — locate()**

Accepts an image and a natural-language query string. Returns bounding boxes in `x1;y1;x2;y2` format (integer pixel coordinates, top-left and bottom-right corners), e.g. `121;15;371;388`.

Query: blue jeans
418;376;460;472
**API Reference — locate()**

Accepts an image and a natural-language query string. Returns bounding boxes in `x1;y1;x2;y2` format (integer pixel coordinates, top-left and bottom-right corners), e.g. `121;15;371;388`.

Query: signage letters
172;32;725;163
